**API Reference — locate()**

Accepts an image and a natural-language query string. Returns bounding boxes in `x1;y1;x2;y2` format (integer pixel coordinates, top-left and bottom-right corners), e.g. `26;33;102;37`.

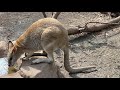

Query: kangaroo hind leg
31;50;54;64
63;46;97;74
32;41;55;65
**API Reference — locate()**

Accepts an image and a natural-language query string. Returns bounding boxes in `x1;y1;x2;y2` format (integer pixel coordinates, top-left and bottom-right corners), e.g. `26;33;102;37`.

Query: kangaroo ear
13;46;17;53
8;41;14;49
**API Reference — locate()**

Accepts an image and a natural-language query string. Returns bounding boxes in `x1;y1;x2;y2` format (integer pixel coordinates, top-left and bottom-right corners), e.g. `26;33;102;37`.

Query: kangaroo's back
15;18;68;49
25;17;65;35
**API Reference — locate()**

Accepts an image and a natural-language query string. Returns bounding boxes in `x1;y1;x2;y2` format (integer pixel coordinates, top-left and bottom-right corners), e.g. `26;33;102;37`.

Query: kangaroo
7;18;96;74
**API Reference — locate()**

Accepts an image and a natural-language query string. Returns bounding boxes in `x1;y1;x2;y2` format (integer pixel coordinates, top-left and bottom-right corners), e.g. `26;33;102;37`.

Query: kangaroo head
7;41;18;67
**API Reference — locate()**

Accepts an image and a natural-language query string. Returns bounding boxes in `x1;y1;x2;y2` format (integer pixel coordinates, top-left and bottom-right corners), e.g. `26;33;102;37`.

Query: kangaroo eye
10;57;12;60
9;54;13;61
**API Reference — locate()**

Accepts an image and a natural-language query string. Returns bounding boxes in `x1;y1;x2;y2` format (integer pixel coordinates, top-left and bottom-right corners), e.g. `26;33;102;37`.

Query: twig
42;12;47;18
52;12;61;19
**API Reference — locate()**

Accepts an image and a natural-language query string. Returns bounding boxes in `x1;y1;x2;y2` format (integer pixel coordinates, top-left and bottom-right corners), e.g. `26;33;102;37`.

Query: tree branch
52;12;61;19
67;16;120;35
42;12;47;18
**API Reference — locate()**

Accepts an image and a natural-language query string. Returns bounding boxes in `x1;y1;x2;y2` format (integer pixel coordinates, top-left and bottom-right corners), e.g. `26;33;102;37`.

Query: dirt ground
0;12;120;78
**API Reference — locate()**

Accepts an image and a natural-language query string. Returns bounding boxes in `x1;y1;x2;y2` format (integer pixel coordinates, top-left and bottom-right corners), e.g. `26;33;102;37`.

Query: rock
0;56;63;78
0;41;6;49
0;58;8;76
20;57;59;78
0;41;7;58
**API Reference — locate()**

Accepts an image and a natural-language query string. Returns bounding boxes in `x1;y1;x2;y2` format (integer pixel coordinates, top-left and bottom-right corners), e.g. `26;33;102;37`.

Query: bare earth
0;12;120;78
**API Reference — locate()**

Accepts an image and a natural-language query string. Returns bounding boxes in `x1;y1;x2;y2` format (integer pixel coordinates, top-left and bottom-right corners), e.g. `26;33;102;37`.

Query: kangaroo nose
8;64;11;67
8;62;12;67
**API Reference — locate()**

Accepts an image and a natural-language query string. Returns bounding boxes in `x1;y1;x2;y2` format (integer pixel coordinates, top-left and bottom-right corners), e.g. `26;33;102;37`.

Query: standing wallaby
7;18;96;74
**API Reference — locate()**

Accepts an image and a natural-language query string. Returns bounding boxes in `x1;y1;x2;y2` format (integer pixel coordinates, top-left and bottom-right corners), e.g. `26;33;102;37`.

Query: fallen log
67;16;120;35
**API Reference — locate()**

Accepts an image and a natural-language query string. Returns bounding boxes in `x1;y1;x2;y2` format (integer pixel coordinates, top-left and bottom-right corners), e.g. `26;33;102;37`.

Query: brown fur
8;18;96;74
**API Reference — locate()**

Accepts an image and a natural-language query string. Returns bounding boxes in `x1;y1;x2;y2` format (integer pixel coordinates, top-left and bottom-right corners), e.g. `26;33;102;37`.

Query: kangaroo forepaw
22;57;29;61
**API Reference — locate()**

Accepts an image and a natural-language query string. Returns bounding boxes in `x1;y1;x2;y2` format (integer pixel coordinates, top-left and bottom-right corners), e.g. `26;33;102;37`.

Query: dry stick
42;12;47;18
52;12;61;19
83;22;120;32
83;16;120;31
68;16;120;35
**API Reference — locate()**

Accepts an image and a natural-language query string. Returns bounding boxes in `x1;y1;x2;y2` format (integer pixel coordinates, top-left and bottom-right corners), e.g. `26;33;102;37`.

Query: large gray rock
20;57;59;78
0;56;68;78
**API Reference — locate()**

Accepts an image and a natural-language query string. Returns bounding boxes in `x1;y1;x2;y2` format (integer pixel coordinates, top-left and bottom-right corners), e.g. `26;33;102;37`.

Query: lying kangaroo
7;18;96;74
